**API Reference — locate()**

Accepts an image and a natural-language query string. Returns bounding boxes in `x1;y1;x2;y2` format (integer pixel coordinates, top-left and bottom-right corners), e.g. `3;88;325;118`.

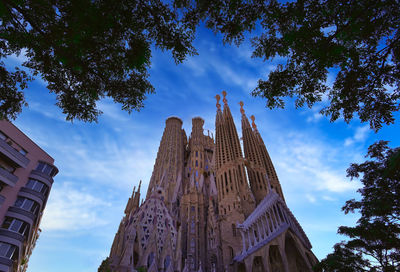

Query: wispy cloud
306;193;317;203
344;125;370;146
41;183;111;231
265;130;359;195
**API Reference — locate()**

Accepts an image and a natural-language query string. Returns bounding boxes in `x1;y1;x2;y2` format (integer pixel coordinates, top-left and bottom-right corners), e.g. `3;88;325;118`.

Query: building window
147;252;154;267
2;217;29;236
36;162;57;177
190;238;195;252
0;163;15;174
229;246;234;261
196;151;198;157
0;242;16;259
191;219;195;234
195;160;198;167
164;255;171;269
26;179;48;195
14;197;39;215
232;224;236;237
0;131;6;141
19;148;27;156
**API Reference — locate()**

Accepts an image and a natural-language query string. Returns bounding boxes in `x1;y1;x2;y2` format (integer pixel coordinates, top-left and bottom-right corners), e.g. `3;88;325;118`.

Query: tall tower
250;115;285;200
180;117;213;271
214;92;255;270
240;102;269;204
146;117;186;213
105;92;318;272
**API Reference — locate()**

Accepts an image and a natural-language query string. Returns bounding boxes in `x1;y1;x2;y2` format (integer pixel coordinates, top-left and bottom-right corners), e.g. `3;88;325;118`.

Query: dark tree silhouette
1;0;196;121
179;0;400;131
314;141;400;272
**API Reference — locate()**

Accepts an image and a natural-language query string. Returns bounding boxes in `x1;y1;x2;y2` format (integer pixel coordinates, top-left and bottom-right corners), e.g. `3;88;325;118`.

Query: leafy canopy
1;0;196;121
315;141;400;272
178;0;400;131
1;0;399;127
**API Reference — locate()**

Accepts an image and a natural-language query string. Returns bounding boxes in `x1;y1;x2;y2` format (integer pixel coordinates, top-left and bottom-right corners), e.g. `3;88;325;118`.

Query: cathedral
107;91;318;272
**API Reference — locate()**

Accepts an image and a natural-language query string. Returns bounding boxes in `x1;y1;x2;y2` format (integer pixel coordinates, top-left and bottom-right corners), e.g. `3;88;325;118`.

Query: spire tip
222;91;228;105
215;94;221;110
239;101;245;115
250;115;257;130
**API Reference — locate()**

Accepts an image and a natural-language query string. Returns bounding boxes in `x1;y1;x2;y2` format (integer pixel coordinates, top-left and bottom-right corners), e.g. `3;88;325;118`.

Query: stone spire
251;115;285;200
240;103;269;204
214;91;256;268
124;180;141;215
222;91;242;160
146;117;186;211
215;94;232;168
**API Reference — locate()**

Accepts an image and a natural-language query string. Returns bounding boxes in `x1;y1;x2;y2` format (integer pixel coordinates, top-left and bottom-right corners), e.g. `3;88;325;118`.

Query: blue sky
4;25;399;272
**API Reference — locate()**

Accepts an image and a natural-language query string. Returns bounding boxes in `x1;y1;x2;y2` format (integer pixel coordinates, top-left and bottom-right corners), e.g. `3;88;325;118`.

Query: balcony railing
7;207;36;222
19;187;46;203
0;167;18;187
0;256;13;267
0;228;24;243
0;139;29;168
29;170;54;185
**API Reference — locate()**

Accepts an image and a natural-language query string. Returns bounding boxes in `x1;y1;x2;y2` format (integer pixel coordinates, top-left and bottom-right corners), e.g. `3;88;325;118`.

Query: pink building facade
0;120;58;272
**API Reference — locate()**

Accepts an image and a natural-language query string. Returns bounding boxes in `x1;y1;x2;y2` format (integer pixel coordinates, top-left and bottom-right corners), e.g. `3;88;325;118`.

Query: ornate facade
107;92;317;272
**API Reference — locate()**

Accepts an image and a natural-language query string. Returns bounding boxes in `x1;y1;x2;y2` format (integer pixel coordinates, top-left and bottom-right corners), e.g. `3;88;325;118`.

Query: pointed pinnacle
239;101;245;115
250;115;257;130
215;94;221;110
138;180;142;191
222;90;228;105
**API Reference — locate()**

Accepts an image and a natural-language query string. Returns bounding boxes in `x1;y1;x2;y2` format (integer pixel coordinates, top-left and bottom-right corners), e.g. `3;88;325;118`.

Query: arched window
147;252;154;267
232;224;236;237
164;255;171;269
228;246;234;261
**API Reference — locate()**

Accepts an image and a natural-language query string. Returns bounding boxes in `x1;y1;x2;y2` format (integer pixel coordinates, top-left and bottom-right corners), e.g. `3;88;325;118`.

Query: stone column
260;215;267;238
247;230;252;247
240;230;246;253
257;221;263;241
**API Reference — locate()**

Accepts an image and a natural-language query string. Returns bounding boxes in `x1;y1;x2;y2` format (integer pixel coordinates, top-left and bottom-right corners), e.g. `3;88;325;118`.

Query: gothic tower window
229;246;234;261
164;255;171;270
147;252;154;267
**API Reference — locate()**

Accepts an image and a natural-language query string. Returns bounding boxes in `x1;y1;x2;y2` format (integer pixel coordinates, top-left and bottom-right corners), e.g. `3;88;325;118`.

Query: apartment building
0;120;58;272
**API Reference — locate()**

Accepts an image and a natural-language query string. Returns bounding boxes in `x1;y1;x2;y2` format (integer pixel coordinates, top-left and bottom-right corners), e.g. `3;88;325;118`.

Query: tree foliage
1;0;399;126
0;0;196;121
178;0;400;131
315;141;400;272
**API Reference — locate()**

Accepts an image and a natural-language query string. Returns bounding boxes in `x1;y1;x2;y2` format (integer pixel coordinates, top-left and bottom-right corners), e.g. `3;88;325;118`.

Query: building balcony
0;228;25;244
0;195;5;207
6;207;35;226
29;170;54;187
0;167;18;187
0;138;30;169
18;187;45;207
0;257;13;270
0;229;24;271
